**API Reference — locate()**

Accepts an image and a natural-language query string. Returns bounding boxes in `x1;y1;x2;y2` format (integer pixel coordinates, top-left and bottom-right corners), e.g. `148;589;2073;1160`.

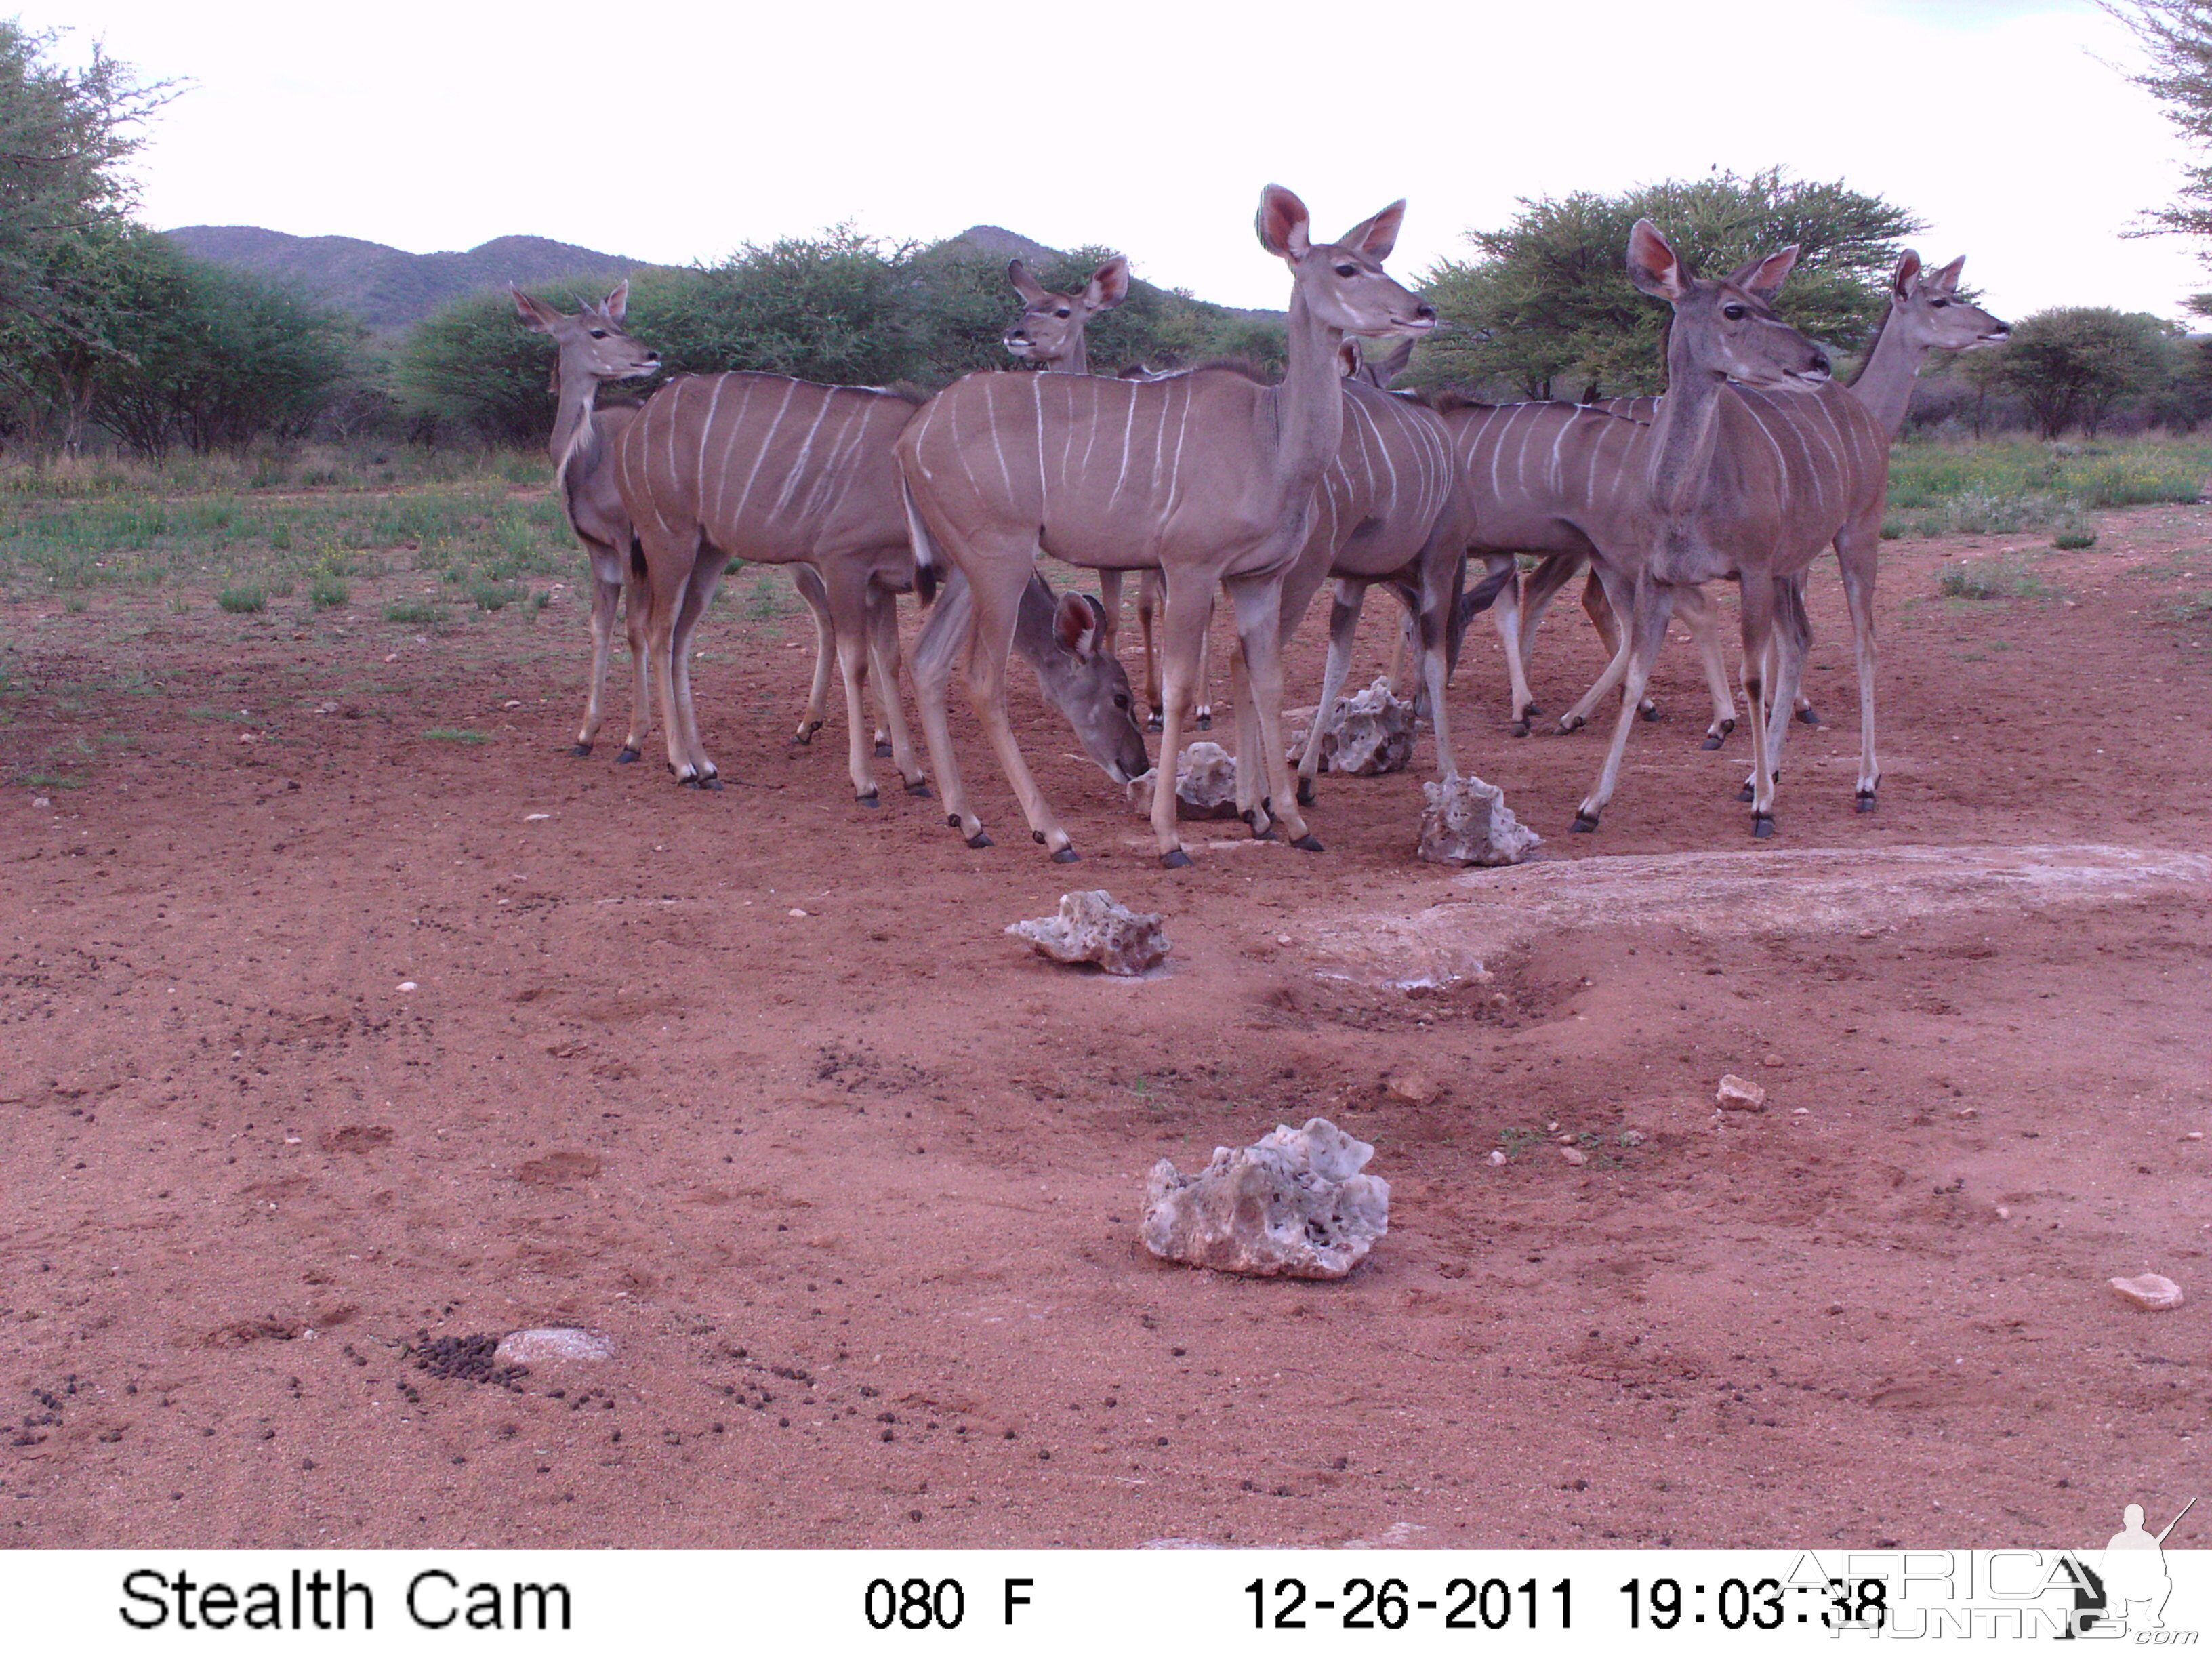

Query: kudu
1571;220;1890;836
1521;249;2008;741
783;253;1134;757
899;186;1437;865
512;283;662;759
613;371;1147;802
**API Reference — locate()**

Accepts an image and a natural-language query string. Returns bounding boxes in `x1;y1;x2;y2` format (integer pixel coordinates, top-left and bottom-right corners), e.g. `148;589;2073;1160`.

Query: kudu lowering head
1256;186;1437;340
513;281;662;387
1338;335;1417;389
1003;255;1130;368
1627;220;1830;391
1887;251;2010;353
1040;590;1151;783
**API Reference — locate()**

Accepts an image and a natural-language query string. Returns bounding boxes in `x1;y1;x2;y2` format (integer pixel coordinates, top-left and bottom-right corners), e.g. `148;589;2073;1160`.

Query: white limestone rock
1126;742;1244;821
1715;1074;1769;1113
1417;775;1543;867
1141;1118;1389;1279
1304;677;1415;777
494;1327;615;1366
1008;890;1168;977
2109;1273;2184;1311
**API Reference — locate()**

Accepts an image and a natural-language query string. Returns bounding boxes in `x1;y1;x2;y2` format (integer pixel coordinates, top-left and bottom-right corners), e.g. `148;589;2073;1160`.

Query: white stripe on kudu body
899;186;1437;867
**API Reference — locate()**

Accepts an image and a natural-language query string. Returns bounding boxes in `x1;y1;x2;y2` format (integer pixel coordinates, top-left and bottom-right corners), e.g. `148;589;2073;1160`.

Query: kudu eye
1931;298;1950;308
1054;308;1072;319
1114;694;1130;712
1721;304;1747;321
1334;264;1359;278
588;329;608;339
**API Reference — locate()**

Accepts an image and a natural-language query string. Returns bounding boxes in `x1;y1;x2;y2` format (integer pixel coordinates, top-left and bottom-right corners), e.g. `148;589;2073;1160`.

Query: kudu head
1002;255;1130;370
1885;251;2010;355
1035;590;1151;783
1627;220;1830;392
513;281;661;392
1256;186;1437;341
1338;335;1416;389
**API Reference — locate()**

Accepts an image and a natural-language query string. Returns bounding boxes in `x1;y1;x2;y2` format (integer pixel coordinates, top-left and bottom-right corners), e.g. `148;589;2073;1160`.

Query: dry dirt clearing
2;507;2207;1549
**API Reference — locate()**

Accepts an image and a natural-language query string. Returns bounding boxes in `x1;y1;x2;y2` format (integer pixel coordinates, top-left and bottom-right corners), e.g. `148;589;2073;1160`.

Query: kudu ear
601;279;630;323
1728;245;1799;302
1377;335;1415;383
1341;200;1407;262
1008;260;1048;305
1086;255;1130;314
1891;250;1921;300
512;285;560;333
1054;590;1101;658
1338;339;1363;379
1256;184;1311;260
1931;255;1966;294
1626;220;1686;301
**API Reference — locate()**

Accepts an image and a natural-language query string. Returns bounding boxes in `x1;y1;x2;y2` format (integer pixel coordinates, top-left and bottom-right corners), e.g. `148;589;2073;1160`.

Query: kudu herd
516;186;2009;865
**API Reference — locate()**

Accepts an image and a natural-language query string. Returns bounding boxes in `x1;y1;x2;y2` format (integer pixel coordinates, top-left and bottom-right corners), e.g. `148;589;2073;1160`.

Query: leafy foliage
1967;307;2175;438
2106;1;2212;266
1417;168;1923;398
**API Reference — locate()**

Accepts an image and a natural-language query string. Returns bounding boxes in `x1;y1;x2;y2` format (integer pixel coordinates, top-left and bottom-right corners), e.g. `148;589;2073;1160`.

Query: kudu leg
821;562;887;804
1417;558;1462;784
792;563;836;745
1671;583;1741;748
1572;575;1675;831
1734;576;1790;835
1296;580;1370;808
865;580;928;794
575;557;621;756
962;558;1078;860
1138;569;1164;732
910;572;989;846
617;565;650;762
1095;569;1123;655
666;554;731;786
1225;573;1319;855
1514;550;1586;731
1556;561;1637;733
1835;526;1882;809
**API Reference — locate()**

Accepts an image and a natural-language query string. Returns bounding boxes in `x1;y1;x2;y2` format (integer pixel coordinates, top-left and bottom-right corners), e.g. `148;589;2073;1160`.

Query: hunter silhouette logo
2092;1497;2196;1635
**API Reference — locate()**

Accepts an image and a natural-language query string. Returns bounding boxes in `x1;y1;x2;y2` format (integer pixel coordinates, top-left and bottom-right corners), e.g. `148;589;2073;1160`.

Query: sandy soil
3;508;2207;1550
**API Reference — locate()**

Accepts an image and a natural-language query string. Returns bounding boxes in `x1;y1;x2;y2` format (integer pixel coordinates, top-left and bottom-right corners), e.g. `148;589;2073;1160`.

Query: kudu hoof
1161;848;1193;869
1252;824;1280;842
1737;783;1755;802
569;741;592;758
905;779;933;799
1195;712;1212;731
616;747;642;764
1510;720;1531;739
1719;718;1736;737
793;722;821;746
1751;813;1776;839
1639;703;1660;722
874;740;894;760
700;775;724;791
1295;778;1317;809
964;830;994;850
1290;834;1325;853
1855;791;1879;813
1797;708;1820;726
1050;846;1081;865
856;790;880;808
1702;733;1725;751
1561;715;1586;734
1145;714;1164;733
1570;812;1599;834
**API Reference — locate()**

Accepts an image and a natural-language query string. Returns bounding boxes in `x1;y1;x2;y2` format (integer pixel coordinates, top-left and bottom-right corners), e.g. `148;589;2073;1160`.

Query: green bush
309;573;349;609
216;583;266;613
383;599;442;625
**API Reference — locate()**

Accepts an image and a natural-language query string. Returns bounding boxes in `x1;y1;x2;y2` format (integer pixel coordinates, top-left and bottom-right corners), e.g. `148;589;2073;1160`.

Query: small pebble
2187;1132;2203;1142
1715;1075;1768;1113
1761;1052;1784;1067
1559;1146;1586;1167
1995;1206;2011;1220
31;796;51;809
1954;1106;1979;1119
524;813;550;823
1385;1072;1438;1105
1620;1130;1645;1147
1486;1150;1507;1167
504;700;522;710
787;907;808;918
396;981;418;994
1791;1107;1810;1116
2109;1273;2185;1313
1276;935;1292;947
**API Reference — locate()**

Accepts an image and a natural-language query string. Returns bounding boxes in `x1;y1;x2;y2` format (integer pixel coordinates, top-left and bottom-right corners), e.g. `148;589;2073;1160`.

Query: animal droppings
1126;742;1242;821
1008;890;1168;977
1715;1075;1768;1112
1417;775;1543;867
1142;1118;1389;1280
2108;1273;2184;1312
493;1327;617;1366
1300;677;1415;776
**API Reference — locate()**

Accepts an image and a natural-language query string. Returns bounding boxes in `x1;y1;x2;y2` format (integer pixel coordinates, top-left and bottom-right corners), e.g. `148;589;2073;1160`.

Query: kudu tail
901;478;939;607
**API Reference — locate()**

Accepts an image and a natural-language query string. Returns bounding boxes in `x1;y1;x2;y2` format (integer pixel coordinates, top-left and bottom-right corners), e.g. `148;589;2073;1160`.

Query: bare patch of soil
1;510;2206;1549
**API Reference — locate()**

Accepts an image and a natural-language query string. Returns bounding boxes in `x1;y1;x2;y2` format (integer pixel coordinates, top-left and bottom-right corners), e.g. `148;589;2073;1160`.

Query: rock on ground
2109;1273;2185;1311
1303;678;1415;777
1127;742;1243;821
1141;1118;1389;1279
1715;1075;1769;1113
1417;775;1543;867
1008;890;1169;977
494;1327;615;1366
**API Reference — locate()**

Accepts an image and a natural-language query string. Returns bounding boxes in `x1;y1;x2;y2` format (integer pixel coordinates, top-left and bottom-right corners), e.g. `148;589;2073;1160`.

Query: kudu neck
1273;285;1351;487
550;359;599;486
1645;325;1729;516
1049;337;1090;378
1845;304;1921;439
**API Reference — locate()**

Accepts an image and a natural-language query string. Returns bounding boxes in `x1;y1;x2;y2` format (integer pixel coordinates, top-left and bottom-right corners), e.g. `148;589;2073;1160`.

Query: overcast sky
22;0;2209;325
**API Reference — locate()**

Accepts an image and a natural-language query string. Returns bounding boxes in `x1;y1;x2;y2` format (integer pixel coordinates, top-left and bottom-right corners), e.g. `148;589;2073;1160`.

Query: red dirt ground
3;506;2207;1550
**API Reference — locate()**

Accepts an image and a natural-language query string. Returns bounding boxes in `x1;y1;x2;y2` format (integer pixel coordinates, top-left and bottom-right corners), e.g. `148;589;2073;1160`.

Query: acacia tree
2106;1;2212;300
1975;307;2173;438
1418;168;1922;398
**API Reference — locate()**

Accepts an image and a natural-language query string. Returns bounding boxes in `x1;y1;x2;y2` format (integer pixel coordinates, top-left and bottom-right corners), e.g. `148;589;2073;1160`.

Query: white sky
22;0;2211;326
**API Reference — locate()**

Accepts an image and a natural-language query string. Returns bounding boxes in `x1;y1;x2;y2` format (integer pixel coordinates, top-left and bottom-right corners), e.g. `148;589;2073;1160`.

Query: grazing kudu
512;283;661;759
1571;220;1889;837
899;186;1437;865
1525;248;2009;740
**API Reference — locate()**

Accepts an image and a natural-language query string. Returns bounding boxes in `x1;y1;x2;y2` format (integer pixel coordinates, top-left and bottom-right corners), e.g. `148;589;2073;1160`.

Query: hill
161;227;672;332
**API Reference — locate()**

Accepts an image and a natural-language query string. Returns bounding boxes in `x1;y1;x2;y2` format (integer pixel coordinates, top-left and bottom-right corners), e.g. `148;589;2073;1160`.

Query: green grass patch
2053;528;2097;551
1936;555;2060;600
309;573;350;609
23;771;86;789
216;584;268;614
382;600;444;626
424;727;491;743
469;579;528;612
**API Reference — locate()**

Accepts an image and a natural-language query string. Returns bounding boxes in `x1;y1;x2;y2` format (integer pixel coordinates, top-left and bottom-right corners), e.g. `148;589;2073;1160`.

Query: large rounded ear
1891;250;1921;300
1727;245;1799;302
1626;220;1685;301
1256;184;1311;260
1931;255;1965;293
1341;199;1408;261
512;285;560;333
1086;254;1130;314
1338;339;1364;379
601;279;630;323
1054;590;1101;658
1008;259;1048;304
